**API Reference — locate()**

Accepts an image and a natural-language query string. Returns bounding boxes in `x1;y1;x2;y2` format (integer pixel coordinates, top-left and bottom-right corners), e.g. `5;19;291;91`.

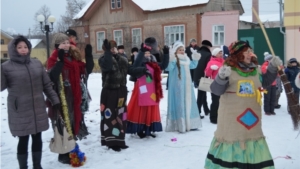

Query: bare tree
56;0;86;32
32;5;52;35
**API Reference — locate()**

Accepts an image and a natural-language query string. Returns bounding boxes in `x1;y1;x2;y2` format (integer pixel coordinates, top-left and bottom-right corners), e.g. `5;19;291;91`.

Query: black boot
17;154;28;169
58;153;70;164
32;152;43;169
137;131;146;139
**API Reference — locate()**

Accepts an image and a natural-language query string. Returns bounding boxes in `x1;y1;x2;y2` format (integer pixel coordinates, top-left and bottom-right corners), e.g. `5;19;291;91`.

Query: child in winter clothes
285;58;300;103
165;41;202;133
204;48;224;124
262;53;277;115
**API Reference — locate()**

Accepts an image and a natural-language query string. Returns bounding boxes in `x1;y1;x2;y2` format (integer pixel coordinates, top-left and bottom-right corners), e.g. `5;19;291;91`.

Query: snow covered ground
1;73;299;169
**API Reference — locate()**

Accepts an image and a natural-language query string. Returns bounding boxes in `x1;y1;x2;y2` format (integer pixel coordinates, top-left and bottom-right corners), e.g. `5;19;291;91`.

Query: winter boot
32;152;43;169
58;153;71;164
17;153;28;169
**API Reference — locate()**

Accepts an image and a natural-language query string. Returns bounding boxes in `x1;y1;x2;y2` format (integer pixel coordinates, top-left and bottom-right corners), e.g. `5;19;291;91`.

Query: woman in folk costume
126;37;169;138
165;41;202;132
204;48;225;124
47;33;93;166
98;39;149;151
204;40;283;169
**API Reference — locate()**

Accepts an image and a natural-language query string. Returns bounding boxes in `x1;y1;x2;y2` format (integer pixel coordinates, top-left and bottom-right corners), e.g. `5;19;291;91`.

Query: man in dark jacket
186;38;200;81
193;40;212;119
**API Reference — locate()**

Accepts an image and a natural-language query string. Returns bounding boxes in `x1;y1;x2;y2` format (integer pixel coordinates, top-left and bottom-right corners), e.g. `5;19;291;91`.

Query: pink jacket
205;56;224;79
261;61;276;86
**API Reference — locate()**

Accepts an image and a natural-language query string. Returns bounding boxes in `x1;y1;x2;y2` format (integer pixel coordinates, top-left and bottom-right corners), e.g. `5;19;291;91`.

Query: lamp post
37;15;56;58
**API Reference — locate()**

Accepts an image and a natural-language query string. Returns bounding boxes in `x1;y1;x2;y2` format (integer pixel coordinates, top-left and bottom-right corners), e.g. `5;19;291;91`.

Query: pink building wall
201;11;239;48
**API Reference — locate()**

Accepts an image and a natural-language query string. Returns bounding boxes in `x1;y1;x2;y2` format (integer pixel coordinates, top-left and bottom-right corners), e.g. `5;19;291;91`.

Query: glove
140;43;152;53
85;44;92;56
190;48;198;54
58;49;65;62
269;56;283;68
218;66;231;79
103;39;111;51
194;82;199;89
144;69;153;80
52;103;61;111
163;45;169;55
210;65;219;70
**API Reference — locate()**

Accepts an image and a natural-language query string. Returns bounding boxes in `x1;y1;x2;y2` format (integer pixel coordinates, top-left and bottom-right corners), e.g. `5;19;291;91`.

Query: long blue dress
165;53;202;132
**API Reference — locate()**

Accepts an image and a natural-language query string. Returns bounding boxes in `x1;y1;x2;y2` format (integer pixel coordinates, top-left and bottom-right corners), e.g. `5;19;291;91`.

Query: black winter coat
193;46;212;86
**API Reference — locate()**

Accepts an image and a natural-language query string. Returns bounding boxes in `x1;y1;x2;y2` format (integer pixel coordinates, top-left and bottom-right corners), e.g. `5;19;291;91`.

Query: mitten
144;69;153;80
269;56;282;68
163;45;169;55
85;44;92;57
103;39;111;51
210;65;219;70
58;49;65;62
218;66;231;79
191;48;201;60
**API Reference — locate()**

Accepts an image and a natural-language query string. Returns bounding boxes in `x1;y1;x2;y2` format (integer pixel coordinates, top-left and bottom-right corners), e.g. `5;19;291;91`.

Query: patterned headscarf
229;40;251;55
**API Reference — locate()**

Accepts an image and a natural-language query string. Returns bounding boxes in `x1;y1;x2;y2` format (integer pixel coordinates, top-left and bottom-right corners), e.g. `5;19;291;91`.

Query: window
164;25;185;46
132;28;142;47
96;31;105;51
3;53;8;58
111;0;121;9
213;25;225;46
114;30;123;45
1;39;4;44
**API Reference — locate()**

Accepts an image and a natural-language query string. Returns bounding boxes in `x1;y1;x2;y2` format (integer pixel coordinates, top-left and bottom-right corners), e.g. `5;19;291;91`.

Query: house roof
28;39;43;48
239;14;280;23
1;29;14;39
132;0;209;11
74;0;210;20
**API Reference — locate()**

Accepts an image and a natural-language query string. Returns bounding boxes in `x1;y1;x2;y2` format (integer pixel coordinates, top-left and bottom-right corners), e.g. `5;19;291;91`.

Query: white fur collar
176;54;190;65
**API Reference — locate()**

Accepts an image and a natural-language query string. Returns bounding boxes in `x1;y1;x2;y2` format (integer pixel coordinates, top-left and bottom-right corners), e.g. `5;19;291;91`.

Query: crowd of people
1;28;300;169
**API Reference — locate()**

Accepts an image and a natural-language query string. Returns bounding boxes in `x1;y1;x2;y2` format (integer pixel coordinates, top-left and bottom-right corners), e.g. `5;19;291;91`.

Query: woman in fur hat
126;37;169;138
165;41;202;133
98;39;148;151
130;47;138;65
1;35;60;169
46;33;93;165
204;40;282;169
285;58;300;104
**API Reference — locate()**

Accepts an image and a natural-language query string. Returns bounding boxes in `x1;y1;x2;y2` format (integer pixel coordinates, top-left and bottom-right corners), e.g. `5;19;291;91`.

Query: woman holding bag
204;48;224;124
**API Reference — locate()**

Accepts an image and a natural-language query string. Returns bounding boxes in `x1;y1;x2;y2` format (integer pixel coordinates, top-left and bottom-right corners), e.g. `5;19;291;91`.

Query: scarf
146;62;163;102
48;49;86;135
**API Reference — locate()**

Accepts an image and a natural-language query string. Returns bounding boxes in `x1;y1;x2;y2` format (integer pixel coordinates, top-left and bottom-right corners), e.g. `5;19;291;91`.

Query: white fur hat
171;41;185;53
212;48;222;56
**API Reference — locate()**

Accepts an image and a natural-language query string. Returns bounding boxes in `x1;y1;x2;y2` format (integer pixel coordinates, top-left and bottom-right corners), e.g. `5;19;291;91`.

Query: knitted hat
289;58;298;63
65;29;77;37
190;38;197;43
53;33;69;49
102;40;117;51
172;41;185;53
117;45;124;50
264;54;273;61
201;40;212;47
144;37;158;54
131;47;138;53
212;48;222;56
229;40;251;55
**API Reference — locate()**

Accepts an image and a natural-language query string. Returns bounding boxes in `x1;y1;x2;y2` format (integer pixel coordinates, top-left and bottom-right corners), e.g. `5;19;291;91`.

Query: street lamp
37;14;56;58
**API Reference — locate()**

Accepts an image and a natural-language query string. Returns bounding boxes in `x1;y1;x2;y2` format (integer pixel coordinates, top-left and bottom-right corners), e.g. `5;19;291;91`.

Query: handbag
198;77;214;92
49;113;76;154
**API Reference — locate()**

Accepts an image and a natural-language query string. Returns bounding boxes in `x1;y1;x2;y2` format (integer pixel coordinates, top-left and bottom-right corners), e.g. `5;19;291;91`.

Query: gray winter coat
1;39;59;136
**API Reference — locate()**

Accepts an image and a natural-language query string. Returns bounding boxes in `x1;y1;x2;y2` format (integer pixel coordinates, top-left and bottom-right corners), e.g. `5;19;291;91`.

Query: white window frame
164;25;185;46
212;25;225;46
96;31;106;51
116;0;122;8
113;29;123;46
131;28;142;47
111;0;116;9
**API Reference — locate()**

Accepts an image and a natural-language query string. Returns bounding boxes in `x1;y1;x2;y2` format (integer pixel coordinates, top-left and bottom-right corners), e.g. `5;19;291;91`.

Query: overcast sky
1;0;283;35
